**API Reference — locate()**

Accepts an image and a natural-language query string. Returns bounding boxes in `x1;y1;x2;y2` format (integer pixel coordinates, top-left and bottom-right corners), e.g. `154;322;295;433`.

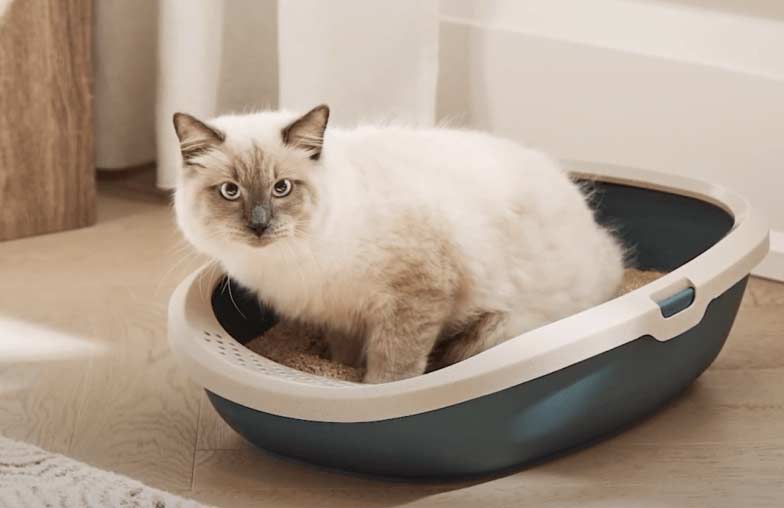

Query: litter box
168;162;769;478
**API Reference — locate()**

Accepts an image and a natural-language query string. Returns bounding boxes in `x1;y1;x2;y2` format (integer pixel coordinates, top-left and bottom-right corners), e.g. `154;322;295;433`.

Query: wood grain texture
66;285;202;491
180;483;781;508
0;174;782;506
0;361;87;455
0;0;95;241
711;304;784;370
747;276;784;306
0;180;206;491
196;390;251;452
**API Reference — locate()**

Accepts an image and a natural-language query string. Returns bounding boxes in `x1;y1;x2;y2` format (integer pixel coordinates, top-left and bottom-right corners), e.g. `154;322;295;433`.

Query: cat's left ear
172;112;225;164
282;104;330;160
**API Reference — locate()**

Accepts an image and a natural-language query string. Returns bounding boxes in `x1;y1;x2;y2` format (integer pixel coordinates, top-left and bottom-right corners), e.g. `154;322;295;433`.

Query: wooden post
0;0;95;241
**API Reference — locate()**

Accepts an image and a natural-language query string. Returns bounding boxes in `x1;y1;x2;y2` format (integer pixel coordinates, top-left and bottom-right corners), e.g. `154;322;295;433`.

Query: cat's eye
272;179;293;198
219;182;241;201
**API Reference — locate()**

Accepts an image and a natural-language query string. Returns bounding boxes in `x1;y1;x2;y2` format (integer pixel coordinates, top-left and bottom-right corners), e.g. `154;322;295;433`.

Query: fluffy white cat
173;105;624;383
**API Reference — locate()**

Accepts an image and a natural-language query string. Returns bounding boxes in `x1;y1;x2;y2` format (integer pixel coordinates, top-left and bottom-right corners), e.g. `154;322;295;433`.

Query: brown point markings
361;213;469;382
281;104;330;160
172;112;225;164
180;134;320;246
432;311;506;370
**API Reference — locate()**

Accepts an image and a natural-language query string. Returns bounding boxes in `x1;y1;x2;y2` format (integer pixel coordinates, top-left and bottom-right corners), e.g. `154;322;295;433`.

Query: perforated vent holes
200;330;356;387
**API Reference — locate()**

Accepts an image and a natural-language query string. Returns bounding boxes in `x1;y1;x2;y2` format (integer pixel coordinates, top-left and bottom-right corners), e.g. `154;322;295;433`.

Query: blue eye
219;182;240;200
272;179;293;198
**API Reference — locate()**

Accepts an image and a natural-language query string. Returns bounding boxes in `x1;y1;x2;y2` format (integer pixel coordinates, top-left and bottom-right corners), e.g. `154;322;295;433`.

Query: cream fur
174;109;625;382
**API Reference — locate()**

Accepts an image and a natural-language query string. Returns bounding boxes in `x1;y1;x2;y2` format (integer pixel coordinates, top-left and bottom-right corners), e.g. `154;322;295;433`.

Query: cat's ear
281;105;330;160
172;113;225;164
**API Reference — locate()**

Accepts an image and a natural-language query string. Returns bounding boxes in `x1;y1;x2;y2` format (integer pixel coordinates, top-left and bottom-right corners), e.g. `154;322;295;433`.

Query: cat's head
172;105;329;256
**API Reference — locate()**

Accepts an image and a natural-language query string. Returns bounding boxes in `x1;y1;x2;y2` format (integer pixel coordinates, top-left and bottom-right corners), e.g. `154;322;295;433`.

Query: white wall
440;0;784;79
437;0;784;280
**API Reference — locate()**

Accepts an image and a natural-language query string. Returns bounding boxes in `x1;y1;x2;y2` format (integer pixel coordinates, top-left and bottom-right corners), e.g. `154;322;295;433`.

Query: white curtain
277;0;439;126
92;0;439;189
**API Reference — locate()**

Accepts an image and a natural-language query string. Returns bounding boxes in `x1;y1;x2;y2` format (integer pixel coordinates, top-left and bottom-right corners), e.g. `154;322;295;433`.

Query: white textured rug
0;435;206;508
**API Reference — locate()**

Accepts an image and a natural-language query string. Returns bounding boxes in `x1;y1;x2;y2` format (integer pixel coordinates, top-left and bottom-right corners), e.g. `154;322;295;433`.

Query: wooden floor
1;178;783;507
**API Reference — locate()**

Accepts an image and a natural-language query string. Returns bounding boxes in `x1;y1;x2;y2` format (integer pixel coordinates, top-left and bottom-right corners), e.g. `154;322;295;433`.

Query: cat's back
329;125;564;206
328;124;623;322
334;125;544;173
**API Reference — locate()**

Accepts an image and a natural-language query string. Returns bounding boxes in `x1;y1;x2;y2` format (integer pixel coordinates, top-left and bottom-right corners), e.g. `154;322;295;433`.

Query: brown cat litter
246;320;364;382
620;268;664;295
245;268;664;383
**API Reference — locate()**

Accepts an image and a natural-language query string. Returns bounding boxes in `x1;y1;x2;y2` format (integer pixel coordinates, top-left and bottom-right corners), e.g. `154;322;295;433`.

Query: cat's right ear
172;113;224;164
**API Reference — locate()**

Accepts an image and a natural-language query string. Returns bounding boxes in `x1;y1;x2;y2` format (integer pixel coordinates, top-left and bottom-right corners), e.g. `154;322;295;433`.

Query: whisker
225;277;247;319
155;248;202;299
206;260;224;303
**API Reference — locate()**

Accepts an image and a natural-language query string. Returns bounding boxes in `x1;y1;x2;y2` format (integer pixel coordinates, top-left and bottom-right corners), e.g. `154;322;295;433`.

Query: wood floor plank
746;276;784;307
187;440;784;508
0;361;87;454
0;191;205;491
181;487;450;508
192;448;430;492
66;285;201;491
712;303;784;370
182;485;780;508
196;390;252;451
611;369;784;445
0;248;113;455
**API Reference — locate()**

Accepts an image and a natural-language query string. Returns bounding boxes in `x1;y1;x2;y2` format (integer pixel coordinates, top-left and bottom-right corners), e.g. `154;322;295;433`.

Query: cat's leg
434;311;507;369
363;224;464;383
363;315;445;384
326;332;364;367
364;302;447;383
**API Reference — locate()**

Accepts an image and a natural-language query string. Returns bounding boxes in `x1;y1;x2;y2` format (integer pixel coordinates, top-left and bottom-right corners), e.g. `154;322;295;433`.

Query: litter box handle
642;225;769;341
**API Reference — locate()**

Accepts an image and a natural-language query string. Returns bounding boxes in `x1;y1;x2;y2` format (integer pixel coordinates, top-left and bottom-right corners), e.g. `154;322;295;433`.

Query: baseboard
753;230;784;282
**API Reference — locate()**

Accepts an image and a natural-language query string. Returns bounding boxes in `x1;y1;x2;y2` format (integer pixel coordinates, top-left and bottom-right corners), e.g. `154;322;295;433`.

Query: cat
173;105;624;383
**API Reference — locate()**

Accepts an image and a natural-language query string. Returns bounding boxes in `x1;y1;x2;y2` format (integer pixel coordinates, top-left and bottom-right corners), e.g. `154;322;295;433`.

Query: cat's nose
248;222;268;237
248;205;270;237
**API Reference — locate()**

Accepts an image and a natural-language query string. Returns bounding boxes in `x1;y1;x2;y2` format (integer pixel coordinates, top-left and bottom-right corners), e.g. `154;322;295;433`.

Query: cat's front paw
329;340;362;367
363;370;395;384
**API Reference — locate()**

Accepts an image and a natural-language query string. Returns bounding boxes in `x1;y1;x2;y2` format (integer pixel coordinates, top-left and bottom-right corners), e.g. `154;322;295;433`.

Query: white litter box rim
168;162;769;423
